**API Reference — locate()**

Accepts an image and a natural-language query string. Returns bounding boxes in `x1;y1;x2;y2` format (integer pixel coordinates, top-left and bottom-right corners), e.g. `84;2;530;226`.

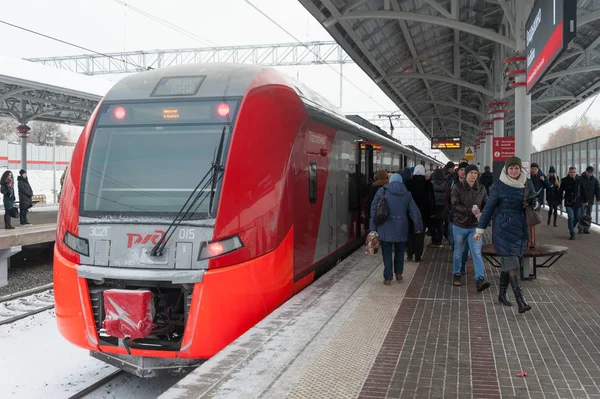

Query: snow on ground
0;309;117;398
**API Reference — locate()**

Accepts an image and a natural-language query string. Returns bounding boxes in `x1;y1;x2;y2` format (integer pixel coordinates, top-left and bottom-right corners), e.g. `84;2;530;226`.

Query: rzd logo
127;230;165;248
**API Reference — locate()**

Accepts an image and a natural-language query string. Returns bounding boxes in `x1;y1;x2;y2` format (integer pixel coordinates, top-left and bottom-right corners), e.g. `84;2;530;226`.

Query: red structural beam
503;56;526;64
488;101;511;107
509;82;527;88
506;69;526;76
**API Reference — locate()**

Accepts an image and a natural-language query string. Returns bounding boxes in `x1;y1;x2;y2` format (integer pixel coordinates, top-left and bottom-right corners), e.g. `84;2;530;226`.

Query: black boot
553;213;558;227
498;272;512;306
509;275;531;313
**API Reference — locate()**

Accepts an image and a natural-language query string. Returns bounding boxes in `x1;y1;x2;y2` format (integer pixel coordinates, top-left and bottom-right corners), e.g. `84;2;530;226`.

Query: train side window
309;161;317;204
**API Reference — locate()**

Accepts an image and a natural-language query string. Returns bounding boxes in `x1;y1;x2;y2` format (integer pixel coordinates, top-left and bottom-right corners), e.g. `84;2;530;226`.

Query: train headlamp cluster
199;235;243;260
64;231;90;257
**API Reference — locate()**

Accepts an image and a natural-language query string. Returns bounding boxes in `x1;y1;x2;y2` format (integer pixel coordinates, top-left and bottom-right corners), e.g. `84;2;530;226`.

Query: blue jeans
567;207;582;234
452;226;485;281
381;241;405;281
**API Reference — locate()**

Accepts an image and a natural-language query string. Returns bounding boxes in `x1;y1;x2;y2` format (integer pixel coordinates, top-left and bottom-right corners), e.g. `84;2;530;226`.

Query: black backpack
374;187;389;225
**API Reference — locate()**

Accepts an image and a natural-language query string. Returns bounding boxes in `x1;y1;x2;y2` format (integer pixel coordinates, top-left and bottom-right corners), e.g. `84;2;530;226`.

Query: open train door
358;141;373;237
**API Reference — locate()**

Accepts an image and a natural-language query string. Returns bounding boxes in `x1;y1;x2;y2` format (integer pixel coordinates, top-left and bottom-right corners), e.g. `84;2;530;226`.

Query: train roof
104;63;441;166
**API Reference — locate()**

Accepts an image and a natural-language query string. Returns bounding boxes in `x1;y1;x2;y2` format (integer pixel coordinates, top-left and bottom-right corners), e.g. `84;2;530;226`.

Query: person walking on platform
370;173;423;285
560;167;588;240
450;164;489;291
546;166;561;227
530;163;548;209
367;169;389;230
479;166;494;195
17;169;33;226
445;162;469;270
1;171;15;230
579;166;600;233
474;157;533;314
406;165;434;261
429;169;447;247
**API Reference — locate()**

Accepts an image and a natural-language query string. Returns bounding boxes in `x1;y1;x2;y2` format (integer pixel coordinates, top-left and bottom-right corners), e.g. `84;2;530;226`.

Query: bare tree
0;117;19;142
15;121;71;146
542;117;600;150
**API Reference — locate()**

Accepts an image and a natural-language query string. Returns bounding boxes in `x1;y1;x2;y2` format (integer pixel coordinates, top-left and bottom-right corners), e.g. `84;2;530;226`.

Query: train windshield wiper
150;127;227;257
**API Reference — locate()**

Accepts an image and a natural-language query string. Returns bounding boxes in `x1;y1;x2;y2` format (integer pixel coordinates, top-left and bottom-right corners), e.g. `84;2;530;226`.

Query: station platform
161;216;600;399
0;208;57;287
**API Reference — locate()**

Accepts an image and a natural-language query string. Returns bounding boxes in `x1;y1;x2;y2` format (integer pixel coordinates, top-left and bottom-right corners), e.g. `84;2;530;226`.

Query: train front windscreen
80;100;239;219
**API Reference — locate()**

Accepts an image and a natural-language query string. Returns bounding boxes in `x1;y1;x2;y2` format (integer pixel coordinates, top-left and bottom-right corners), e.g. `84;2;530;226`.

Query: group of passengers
368;154;600;315
368;157;535;314
0;169;34;229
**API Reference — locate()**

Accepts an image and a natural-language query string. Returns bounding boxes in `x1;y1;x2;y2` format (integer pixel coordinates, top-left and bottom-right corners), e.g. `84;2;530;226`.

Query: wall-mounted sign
464;147;474;161
431;137;461;149
526;0;577;93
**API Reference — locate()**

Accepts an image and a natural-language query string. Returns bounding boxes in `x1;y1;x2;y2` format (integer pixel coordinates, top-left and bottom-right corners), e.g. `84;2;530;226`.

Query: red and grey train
54;63;442;375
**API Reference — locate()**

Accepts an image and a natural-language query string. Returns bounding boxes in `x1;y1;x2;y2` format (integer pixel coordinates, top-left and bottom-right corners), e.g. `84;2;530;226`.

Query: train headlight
64;231;90;257
199;235;243;260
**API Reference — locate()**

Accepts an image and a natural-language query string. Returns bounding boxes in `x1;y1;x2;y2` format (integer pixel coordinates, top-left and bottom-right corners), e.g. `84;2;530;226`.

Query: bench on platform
0;223;56;288
481;244;568;280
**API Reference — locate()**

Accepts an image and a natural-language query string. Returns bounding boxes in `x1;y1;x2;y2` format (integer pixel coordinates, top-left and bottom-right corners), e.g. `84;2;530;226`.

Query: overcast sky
1;0;597;160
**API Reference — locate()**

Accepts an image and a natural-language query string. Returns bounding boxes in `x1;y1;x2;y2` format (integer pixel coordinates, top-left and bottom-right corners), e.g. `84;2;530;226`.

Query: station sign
431;137;461;149
464;147;474;161
526;0;577;93
493;137;515;161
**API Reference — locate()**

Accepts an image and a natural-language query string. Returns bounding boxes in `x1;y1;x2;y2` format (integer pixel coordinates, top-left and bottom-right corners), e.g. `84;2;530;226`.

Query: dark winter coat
451;180;488;229
1;180;15;210
405;175;435;221
546;175;561;206
369;182;423;243
444;173;459;221
560;176;588;209
479;172;494;195
17;176;33;210
430;169;447;219
477;177;534;257
580;173;600;203
530;171;549;206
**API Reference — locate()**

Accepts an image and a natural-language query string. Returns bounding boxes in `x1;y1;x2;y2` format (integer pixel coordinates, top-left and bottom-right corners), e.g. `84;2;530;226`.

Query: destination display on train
525;0;577;93
97;100;239;125
431;137;461;149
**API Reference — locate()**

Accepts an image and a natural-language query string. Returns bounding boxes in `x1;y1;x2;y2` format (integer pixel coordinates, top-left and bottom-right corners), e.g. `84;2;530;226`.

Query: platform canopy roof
298;0;600;160
0;55;114;126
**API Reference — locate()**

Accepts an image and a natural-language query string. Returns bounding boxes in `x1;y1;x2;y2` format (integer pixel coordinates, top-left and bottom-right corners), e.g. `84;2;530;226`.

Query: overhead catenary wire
112;0;218;47
244;0;389;110
0;19;145;71
569;93;599;131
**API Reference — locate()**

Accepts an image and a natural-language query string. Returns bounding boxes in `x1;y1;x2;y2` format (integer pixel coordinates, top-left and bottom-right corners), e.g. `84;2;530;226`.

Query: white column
515;0;532;174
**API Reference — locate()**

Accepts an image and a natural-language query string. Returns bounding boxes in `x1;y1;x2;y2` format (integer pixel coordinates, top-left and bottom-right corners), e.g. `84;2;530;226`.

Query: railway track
0;284;55;326
66;370;126;399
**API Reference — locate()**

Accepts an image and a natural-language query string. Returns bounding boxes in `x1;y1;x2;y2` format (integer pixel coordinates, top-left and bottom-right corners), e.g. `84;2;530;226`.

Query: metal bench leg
0;247;22;288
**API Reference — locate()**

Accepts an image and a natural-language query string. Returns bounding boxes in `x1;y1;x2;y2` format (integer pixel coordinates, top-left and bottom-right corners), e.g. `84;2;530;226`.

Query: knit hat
465;164;479;175
587;166;594;172
445;161;455;170
531;162;539;168
504;156;522;170
19;169;26;176
549;166;556;173
458;162;468;170
413;165;426;176
389;173;403;184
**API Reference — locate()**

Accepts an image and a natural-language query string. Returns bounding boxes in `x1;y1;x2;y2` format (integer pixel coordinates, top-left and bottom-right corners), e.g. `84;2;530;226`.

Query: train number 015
179;229;196;240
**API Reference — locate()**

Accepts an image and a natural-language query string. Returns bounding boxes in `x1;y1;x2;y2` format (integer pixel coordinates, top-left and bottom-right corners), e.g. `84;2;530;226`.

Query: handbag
9;206;19;219
523;184;542;226
373;187;389;226
365;231;380;255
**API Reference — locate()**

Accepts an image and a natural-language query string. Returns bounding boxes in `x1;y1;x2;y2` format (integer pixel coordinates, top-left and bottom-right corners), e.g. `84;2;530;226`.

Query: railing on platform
532;136;600;225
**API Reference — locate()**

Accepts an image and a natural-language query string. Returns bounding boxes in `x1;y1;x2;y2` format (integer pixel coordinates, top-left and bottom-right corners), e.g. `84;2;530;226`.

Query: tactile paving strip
262;252;422;399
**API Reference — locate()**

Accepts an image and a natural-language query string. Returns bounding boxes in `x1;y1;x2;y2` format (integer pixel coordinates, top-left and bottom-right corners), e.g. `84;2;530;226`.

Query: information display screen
431;137;461;149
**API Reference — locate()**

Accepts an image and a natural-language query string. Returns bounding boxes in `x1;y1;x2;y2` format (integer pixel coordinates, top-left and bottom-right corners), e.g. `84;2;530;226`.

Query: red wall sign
493;137;515;162
525;0;577;93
